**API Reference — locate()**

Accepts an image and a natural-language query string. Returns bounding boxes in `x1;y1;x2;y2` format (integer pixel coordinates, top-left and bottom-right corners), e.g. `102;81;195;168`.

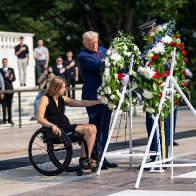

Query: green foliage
0;0;195;88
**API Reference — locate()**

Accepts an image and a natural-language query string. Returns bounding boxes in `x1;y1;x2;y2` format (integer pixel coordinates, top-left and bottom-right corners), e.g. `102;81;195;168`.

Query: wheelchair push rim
28;128;72;176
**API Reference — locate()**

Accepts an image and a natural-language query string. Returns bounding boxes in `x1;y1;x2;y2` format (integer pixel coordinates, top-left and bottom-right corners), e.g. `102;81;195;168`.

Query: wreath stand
96;54;161;175
135;47;196;188
96;48;196;189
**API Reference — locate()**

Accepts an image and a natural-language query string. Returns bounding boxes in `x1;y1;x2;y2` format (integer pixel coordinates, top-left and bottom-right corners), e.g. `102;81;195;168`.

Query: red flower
179;43;185;50
182;50;187;56
152;54;158;61
183;70;186;76
176;99;180;106
147;62;152;67
159;92;162;98
153;71;163;78
184;58;188;64
174;34;179;39
152;70;169;79
169;42;178;48
117;73;124;80
164;70;170;76
184;82;187;87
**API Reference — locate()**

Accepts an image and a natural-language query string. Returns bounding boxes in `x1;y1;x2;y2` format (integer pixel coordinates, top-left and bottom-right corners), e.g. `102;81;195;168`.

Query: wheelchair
28;127;97;176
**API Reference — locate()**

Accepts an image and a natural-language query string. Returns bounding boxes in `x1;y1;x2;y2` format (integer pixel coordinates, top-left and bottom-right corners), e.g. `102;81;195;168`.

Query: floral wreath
97;32;141;111
137;20;189;118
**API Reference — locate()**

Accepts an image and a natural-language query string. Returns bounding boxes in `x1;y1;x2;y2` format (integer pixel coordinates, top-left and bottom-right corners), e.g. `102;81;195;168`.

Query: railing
0;87;83;128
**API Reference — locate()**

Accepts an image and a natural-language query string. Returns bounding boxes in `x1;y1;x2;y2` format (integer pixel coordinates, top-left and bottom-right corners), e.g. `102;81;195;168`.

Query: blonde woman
37;76;101;167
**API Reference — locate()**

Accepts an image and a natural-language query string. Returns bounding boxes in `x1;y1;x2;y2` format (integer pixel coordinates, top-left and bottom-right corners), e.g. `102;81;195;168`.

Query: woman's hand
96;99;102;104
52;125;61;137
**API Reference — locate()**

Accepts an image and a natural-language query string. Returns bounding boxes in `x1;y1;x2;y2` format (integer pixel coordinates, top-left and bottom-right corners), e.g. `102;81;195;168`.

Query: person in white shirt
33;40;49;82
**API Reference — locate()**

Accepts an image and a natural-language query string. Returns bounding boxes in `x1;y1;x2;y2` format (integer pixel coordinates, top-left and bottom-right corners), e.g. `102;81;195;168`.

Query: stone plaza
0;107;196;195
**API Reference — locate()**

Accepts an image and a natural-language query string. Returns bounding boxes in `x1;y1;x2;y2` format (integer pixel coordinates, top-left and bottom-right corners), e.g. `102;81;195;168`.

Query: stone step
0;84;144;128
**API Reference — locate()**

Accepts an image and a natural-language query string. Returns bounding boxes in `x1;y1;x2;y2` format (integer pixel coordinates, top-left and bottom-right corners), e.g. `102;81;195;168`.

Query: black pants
2;93;14;122
67;78;76;99
35;60;46;81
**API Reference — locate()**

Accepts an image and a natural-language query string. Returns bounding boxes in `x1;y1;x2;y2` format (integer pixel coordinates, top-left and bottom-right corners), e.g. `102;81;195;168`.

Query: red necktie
95;51;102;59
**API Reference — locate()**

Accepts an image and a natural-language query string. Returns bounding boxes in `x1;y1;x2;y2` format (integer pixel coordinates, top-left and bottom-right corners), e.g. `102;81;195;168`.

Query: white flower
104;57;110;67
116;90;121;97
142;89;153;99
157;23;167;32
132;82;138;90
104;87;111;94
108;102;116;109
123;45;128;50
100;91;104;96
146;50;154;59
110;94;115;99
138;66;144;75
176;38;181;43
146;107;155;113
123;51;128;56
100;96;108;104
126;52;132;57
143;67;156;79
152;42;165;54
106;49;112;56
104;67;110;77
161;35;172;44
134;45;138;51
111;52;122;62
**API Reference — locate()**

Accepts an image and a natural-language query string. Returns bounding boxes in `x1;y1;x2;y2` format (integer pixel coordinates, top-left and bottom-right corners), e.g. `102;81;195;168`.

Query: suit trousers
2;93;14;122
146;112;170;161
86;104;112;159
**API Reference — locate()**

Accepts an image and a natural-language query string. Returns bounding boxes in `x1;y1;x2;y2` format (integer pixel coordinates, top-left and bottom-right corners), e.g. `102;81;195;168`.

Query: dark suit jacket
0;67;16;90
77;46;107;100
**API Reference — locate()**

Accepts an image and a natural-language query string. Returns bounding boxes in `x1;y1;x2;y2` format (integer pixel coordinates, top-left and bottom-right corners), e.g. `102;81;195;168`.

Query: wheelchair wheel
28;128;72;176
46;131;89;173
65;140;83;172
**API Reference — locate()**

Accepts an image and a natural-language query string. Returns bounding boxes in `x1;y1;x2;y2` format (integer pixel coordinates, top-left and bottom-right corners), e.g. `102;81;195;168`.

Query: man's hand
0;94;4;100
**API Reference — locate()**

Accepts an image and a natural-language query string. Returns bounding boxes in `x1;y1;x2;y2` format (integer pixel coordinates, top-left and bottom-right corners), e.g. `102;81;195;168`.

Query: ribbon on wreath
160;119;166;160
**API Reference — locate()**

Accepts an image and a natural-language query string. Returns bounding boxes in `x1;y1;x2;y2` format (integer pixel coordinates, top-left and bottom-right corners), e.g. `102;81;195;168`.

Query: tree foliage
0;0;195;85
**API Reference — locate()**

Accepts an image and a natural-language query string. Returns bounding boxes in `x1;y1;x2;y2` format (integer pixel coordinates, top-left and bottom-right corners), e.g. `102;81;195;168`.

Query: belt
18;57;27;59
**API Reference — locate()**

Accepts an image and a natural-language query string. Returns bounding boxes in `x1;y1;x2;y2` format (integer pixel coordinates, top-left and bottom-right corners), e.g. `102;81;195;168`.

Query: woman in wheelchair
37;76;101;169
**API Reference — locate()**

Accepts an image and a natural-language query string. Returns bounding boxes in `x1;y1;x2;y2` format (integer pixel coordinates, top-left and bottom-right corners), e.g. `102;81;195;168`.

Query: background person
78;31;118;169
33;39;49;83
52;56;66;80
37;76;101;166
15;36;29;86
64;50;79;99
31;67;55;121
0;72;5;124
0;58;16;124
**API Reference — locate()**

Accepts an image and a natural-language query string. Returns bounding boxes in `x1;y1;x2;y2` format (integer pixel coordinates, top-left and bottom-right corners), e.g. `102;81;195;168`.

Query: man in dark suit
0;58;16;124
78;31;117;169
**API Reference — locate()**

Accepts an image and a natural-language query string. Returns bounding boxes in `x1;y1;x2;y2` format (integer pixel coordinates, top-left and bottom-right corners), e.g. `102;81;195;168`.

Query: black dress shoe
8;120;14;125
173;141;179;146
103;159;118;168
101;164;108;170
